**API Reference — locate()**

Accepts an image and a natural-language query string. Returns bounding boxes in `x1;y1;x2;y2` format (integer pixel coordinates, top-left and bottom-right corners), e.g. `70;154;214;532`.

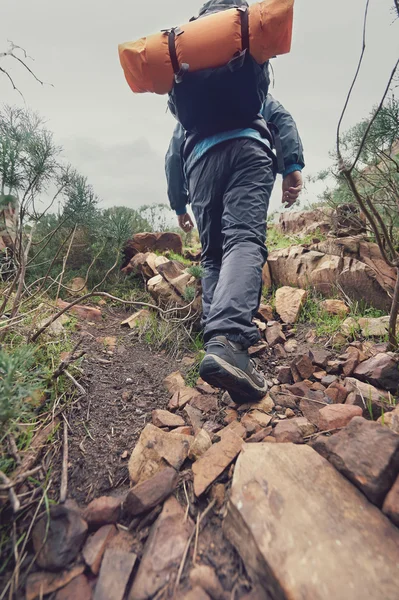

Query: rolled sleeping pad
118;0;294;95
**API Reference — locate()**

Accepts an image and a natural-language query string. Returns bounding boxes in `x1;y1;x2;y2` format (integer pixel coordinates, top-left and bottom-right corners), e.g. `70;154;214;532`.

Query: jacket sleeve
262;94;305;177
165;123;188;215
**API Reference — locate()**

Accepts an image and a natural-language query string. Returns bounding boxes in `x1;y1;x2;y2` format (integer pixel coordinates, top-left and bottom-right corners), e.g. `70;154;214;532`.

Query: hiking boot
199;335;268;403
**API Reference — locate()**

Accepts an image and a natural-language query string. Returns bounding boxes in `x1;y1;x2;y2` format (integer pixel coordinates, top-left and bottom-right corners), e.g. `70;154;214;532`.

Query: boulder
275;286;307;324
353;353;399;394
122;232;183;268
313;416;399;506
278;208;332;236
128;497;193;600
224;444;399;600
345;377;391;419
147;274;182;307
358;316;391;337
32;506;88;571
128;424;192;485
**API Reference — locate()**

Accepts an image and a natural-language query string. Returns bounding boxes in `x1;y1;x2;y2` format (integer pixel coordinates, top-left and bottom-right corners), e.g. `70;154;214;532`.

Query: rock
94;548;136;600
278;208;332;236
225;444;399;600
291;355;314;380
272;391;296;410
55;574;92;600
309;348;331;369
164;371;185;395
383;474;399;527
299;398;325;428
169;386;201;410
313;370;327;380
189;429;213;461
223;408;238;424
273;420;303;443
147;274;182;307
82;524;117;575
83;495;122;528
170;426;193;436
121;309;151;328
246;427;273;443
342;316;360;336
378;405;399;434
190;394;218;413
273;343;287;359
265;322;286;347
276;366;293;384
184;588;211;600
152;409;185;428
56;299;102;322
124;467;178;517
249;410;272;428
345;377;391;420
248;341;269;356
262;261;272;289
315;417;399;506
325;382;348;404
253;317;266;332
341;347;360;377
320;299;349;315
192;430;243;496
241;414;261;435
210;483;226;508
285;408;295;418
156;259;186;283
195;379;217;395
358;316;391;337
284;338;298;354
290;416;316;437
257;303;274;322
236;394;275;414
128;424;192;485
275;286;307;324
311;381;326;391
122;232;183;267
318;404;362;430
185;404;205;434
189;565;226;600
353;353;399;394
25;565;85;600
321;374;337;386
218;420;247;440
128;497;193;600
32;506;88;571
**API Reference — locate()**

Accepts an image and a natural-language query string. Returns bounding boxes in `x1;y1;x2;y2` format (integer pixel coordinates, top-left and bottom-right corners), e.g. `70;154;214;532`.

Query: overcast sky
2;0;398;217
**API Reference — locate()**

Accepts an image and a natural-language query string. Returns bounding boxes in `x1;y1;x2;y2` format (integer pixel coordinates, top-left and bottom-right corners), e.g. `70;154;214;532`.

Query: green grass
266;225;326;252
165;251;192;266
187;264;204;279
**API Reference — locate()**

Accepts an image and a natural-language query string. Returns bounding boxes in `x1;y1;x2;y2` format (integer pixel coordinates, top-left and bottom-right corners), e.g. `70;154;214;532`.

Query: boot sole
199;354;268;404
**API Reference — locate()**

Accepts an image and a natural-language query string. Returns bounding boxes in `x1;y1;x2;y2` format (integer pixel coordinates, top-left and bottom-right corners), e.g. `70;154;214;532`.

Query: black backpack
167;7;270;137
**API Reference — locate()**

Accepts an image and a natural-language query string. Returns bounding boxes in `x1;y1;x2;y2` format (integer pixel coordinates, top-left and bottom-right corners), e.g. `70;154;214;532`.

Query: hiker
165;0;304;403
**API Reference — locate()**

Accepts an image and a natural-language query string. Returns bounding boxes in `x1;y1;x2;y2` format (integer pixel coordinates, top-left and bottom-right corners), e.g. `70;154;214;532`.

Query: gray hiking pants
188;138;275;349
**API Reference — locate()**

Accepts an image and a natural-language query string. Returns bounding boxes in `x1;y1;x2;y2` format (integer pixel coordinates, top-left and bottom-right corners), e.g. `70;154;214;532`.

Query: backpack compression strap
166;7;250;77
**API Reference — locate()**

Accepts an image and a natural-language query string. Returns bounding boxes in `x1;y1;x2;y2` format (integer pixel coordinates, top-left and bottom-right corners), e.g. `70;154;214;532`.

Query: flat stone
26;565;85;600
342;347;361;377
170;426;193;436
314;416;399;506
290;416;316;437
309;348;331;369
55;574;92;600
121;309;150;328
128;424;192;485
124;467;178;516
32;506;88;571
274;343;287;359
218;420;247;440
358;316;391;337
321;374;338;386
265;322;286;347
318;404;362;431
82;524;117;575
195;379;218;395
128;497;193;600
291;355;314;380
353;352;399;394
95;548;137;600
241;413;261;435
273;420;303;443
163;371;185;395
383;474;399;527
152;409;185;428
183;588;211;600
169;387;201;410
236;394;275;414
313;370;327;380
248;341;269;356
299;398;326;428
246;427;273;443
284;338;298;354
249;410;272;428
275;286;307;324
320;299;349;315
257;303;274;322
189;429;213;461
190;394;219;413
192;430;243;496
225;444;399;600
83;495;122;529
184;404;205;433
253;317;267;332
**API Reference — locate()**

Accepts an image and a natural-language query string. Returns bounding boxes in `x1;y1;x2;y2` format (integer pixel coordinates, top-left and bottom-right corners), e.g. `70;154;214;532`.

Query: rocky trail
4;214;399;600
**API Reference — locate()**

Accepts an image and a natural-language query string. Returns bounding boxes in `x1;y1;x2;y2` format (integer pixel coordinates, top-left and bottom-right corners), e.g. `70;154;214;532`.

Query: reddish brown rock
124;467;178;517
318;404;362;431
249;410;272;428
55;574;92;600
257;303;274;322
82;524;117;575
210;483;226;508
123;232;183;266
223;408;238;424
378;405;399;434
309;349;331;369
218;420;247;440
190;394;218;413
84;495;122;528
273;420;303;444
313;370;327;380
265;322;286;347
195;379;218;395
299;398;327;428
241;413;261;435
291;355;314;380
326;381;348;404
314;416;399;506
184;404;204;434
128;424;192;485
321;299;349;315
321;374;337;386
32;506;88;571
94;548;136;600
274;343;287;359
275;286;307;324
247;427;273;443
341;347;360;377
121;309;150;328
26;566;85;600
56;299;102;322
169;386;200;410
382;474;399;527
192;430;243;496
353;353;399;394
163;371;185;395
152;409;185;428
276;366;293;385
170;426;193;436
129;497;193;599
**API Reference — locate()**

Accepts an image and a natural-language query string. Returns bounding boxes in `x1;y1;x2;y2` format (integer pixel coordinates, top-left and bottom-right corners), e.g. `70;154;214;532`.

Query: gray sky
2;0;398;216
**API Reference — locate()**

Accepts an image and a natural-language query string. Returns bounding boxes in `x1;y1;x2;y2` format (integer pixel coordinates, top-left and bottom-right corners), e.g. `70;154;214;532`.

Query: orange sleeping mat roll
118;0;294;95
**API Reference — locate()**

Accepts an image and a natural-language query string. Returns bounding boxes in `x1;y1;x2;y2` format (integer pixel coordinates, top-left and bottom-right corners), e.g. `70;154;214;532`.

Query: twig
0;466;42;491
7;434;21;465
193;513;200;565
60;419;68;503
183;480;190;522
276;392;328;406
64;370;86;396
0;471;20;513
52;338;85;379
304;426;344;440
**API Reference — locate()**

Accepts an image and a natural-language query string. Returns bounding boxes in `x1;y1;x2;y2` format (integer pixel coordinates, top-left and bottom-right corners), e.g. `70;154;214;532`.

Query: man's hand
178;212;194;233
282;171;303;208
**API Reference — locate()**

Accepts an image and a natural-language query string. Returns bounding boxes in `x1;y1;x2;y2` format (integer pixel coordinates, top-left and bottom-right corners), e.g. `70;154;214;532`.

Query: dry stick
193;513;200;566
174;499;216;592
0;466;42;491
7;434;21;465
56;223;77;303
304;426;344;441
276;392;328;406
64;370;86;396
0;471;20;512
60;419;68;503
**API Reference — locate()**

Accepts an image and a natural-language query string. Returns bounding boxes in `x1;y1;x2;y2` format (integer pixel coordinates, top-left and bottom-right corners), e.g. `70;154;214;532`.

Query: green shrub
187;264;204;279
